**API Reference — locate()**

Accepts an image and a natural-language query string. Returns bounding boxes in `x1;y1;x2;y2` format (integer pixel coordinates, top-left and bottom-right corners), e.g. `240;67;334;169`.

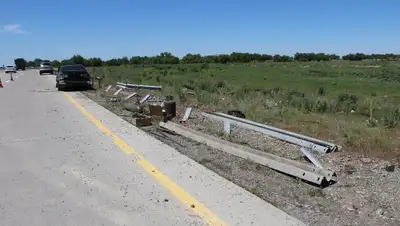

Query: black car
56;64;93;91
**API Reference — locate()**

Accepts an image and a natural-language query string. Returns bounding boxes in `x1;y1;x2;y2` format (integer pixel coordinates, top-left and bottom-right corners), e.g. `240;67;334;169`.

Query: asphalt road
0;70;305;226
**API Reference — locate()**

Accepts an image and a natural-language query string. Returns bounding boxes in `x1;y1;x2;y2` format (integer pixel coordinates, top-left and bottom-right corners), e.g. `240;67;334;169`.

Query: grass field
87;60;400;160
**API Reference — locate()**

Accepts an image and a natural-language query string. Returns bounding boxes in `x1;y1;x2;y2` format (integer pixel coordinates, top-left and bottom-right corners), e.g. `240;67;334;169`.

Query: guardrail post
223;120;231;135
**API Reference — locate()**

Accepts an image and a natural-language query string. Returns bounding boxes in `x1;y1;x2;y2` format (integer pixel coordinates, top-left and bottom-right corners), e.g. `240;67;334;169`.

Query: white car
5;65;16;73
39;62;54;75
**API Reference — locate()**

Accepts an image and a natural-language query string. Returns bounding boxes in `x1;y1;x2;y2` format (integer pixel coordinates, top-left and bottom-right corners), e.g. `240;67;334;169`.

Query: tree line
25;52;400;68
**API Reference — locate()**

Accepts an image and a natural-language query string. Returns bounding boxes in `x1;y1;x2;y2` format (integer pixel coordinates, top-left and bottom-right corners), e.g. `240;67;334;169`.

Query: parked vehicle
14;58;26;70
39;62;54;75
56;64;92;91
5;65;16;73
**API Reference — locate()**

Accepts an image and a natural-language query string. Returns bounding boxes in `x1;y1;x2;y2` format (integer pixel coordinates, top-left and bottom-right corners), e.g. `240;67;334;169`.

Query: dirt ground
83;87;400;226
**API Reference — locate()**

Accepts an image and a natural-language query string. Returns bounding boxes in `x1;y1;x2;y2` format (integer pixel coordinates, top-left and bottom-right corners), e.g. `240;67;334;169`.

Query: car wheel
39;72;42;75
56;82;59;88
58;86;63;91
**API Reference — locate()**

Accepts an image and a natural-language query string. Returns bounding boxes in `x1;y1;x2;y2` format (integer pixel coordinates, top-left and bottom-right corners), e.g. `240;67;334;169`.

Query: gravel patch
82;88;400;226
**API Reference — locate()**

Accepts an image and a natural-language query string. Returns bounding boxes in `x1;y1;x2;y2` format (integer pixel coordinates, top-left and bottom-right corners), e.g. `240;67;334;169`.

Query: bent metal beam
159;121;336;186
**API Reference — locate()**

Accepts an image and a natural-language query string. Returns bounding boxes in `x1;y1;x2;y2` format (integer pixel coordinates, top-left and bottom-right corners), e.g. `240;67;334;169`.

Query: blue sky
0;0;399;64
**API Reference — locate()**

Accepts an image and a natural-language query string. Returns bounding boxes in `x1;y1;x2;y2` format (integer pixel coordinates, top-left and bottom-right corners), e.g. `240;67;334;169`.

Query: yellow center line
64;93;226;226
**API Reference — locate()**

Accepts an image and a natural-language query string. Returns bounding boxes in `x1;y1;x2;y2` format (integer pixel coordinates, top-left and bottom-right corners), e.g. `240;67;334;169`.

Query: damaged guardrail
116;82;162;90
159;121;336;186
201;112;341;153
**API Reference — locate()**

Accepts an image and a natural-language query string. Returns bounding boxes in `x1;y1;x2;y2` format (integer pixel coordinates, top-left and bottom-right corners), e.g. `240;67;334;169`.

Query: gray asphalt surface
0;70;305;226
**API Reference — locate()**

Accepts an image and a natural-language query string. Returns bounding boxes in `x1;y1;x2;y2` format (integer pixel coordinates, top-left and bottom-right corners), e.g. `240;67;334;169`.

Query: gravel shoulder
83;88;400;226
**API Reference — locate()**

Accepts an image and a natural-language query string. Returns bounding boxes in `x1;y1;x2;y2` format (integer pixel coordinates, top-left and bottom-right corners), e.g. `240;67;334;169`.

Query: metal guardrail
159;121;336;185
116;82;162;90
108;84;165;103
201;112;341;153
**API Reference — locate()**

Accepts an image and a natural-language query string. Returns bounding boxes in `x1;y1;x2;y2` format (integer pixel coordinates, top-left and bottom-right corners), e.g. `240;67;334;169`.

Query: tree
121;56;129;65
273;54;282;62
51;60;61;68
181;53;202;63
33;58;42;67
26;51;400;68
90;58;102;67
26;61;36;67
70;55;85;65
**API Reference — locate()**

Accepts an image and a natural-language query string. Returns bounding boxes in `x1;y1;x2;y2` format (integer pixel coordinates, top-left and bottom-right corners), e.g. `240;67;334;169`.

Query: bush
383;107;400;128
182;80;197;90
337;93;358;104
314;100;329;113
334;93;358;113
201;63;209;69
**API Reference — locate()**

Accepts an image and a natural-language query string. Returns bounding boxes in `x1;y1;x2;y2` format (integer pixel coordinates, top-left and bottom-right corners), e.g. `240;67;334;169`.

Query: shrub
314;100;329;113
334;93;358;113
201;63;209;69
383;107;400;128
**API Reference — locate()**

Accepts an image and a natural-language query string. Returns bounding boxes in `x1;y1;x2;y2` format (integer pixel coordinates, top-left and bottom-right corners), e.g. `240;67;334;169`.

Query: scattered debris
147;97;166;103
95;76;102;88
105;85;112;92
139;94;152;104
123;103;142;114
301;147;325;169
227;110;246;118
163;101;176;120
223;120;231;135
113;88;123;96
385;165;395;172
149;104;164;117
124;92;137;100
132;116;152;127
180;107;192;124
110;97;121;102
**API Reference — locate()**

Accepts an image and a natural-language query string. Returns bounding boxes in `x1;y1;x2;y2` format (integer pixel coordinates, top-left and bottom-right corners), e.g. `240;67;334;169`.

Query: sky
0;0;399;64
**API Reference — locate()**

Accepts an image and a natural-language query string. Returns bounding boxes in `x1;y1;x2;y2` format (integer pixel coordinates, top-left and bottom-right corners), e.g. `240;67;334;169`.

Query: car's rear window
61;65;86;71
6;66;13;68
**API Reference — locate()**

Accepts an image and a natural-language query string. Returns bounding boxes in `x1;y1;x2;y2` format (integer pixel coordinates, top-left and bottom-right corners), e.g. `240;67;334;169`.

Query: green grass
87;60;400;160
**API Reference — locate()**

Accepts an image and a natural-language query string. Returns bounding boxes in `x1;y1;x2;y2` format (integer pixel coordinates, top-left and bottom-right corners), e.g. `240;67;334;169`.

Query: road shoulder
64;91;305;226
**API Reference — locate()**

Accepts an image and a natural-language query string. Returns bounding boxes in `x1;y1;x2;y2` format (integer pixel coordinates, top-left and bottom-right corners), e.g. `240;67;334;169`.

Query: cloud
3;24;26;34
